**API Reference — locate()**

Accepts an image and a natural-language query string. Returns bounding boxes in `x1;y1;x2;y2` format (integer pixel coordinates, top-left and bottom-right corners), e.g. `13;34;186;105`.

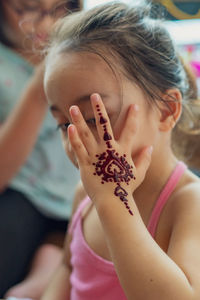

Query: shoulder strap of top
68;196;91;234
147;161;187;238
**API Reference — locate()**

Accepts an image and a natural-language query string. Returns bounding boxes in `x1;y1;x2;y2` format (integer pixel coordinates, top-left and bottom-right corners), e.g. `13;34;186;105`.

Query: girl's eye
57;118;96;132
86;118;96;126
57;122;70;132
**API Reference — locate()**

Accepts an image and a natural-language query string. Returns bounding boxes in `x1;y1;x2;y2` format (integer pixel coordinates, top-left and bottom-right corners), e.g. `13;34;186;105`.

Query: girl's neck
133;148;178;223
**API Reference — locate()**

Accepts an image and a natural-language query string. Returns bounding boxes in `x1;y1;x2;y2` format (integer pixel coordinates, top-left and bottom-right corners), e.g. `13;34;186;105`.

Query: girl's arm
68;93;200;300
94;186;200;300
0;64;47;189
41;181;86;300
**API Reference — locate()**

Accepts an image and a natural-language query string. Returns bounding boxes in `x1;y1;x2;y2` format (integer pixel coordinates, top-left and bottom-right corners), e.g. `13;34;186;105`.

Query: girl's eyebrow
49;96;91;113
75;93;108;104
49;94;108;112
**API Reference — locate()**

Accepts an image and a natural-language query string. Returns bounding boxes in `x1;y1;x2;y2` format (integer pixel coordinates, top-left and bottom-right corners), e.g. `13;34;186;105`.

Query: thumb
134;146;153;183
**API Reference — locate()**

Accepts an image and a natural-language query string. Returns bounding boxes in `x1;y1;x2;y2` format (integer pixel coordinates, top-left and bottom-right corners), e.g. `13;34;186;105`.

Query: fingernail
68;124;75;132
70;106;79;116
147;146;153;155
91;93;100;104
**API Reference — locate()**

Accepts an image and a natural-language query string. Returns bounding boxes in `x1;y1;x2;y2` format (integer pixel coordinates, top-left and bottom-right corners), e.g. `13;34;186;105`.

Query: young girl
43;1;200;299
0;0;82;299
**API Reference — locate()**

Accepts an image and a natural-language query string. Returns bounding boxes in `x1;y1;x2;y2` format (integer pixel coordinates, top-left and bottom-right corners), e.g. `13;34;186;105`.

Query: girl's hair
46;0;200;167
0;0;83;47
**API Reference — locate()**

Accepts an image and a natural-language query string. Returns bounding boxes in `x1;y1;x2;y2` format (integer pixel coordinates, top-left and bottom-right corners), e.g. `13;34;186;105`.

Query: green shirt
0;42;79;219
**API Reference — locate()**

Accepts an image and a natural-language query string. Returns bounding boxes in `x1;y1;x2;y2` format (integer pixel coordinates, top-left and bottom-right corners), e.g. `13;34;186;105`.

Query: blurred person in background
0;0;82;299
172;62;200;178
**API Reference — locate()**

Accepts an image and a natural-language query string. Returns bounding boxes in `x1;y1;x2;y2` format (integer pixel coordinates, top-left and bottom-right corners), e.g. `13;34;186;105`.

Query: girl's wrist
93;192;135;217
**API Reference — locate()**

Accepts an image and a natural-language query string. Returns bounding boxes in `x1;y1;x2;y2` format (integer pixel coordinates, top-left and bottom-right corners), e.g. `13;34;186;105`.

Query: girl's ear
158;89;182;132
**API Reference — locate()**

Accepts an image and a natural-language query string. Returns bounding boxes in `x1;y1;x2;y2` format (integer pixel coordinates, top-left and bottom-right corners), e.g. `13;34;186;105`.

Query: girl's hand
68;93;152;215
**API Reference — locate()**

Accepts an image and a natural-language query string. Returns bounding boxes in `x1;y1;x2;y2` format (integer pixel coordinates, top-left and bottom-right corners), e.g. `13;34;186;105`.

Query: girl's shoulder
173;169;200;200
170;169;200;224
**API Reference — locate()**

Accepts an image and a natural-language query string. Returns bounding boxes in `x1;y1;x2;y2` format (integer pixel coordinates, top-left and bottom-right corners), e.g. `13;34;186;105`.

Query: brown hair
46;0;200;167
171;62;200;168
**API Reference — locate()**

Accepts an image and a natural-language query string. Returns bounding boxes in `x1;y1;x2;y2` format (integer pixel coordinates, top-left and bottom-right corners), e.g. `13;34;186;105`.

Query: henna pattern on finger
92;104;135;215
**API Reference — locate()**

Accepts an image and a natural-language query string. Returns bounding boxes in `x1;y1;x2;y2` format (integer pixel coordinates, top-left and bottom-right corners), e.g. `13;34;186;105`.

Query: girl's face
45;51;160;167
2;0;68;48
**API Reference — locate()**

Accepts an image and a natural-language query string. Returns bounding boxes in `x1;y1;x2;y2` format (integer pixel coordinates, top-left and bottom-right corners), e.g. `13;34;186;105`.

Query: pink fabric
147;161;187;237
69;161;187;299
69;197;127;300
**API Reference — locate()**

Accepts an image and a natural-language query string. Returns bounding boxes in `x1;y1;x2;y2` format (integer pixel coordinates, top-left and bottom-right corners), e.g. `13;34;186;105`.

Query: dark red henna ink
94;149;134;184
114;184;133;215
100;116;107;124
93;104;135;215
103;132;112;141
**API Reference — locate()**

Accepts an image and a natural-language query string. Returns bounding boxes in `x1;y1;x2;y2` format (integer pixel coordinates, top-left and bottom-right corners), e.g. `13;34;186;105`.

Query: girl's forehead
46;51;119;83
45;50;145;105
45;51;124;107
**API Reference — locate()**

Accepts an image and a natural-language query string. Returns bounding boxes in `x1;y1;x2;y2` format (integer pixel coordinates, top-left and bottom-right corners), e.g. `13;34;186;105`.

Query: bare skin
43;51;200;299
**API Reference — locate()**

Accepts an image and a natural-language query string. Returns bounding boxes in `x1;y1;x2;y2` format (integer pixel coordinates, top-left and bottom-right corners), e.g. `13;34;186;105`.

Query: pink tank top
69;161;187;300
